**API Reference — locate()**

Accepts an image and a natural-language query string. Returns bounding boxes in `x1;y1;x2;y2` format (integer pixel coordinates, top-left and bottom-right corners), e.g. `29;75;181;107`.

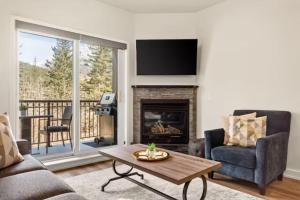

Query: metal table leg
183;175;207;200
101;160;144;191
102;160;208;200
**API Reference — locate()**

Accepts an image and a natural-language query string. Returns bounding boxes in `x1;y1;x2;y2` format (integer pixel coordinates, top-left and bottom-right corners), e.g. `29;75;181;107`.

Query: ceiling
97;0;225;13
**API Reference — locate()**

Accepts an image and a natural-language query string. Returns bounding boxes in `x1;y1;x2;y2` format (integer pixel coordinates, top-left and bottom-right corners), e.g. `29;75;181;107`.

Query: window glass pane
18;32;73;157
79;42;116;151
80;43;113;100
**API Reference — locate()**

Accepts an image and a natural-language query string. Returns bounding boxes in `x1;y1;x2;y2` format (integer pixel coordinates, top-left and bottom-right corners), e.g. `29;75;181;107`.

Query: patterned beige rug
64;165;261;200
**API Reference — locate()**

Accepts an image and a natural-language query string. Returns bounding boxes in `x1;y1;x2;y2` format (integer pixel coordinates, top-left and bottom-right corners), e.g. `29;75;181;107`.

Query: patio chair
38;106;73;154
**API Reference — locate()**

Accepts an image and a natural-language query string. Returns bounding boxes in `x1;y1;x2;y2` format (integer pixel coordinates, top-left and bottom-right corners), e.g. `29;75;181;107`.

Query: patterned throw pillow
0;114;24;169
228;116;267;147
254;116;267;139
223;112;256;144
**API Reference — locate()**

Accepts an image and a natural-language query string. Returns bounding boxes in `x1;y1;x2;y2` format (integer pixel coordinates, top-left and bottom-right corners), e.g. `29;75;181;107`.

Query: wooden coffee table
99;144;221;200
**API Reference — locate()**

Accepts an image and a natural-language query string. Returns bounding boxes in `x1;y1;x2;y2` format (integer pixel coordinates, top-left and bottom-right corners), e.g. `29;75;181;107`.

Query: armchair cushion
211;146;256;169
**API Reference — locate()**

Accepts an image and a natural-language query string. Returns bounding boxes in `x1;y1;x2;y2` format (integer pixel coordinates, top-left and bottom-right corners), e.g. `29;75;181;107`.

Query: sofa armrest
255;132;289;186
17;139;31;155
204;128;225;159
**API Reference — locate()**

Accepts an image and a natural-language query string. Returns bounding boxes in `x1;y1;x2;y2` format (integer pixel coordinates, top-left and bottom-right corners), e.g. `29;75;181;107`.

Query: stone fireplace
132;85;198;152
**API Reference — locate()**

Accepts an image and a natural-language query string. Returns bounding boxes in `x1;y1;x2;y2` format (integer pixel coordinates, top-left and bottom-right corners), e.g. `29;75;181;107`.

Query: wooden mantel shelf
131;85;199;88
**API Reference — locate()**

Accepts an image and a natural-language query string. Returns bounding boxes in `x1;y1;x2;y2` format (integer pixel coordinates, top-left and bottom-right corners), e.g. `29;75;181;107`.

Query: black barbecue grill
94;93;117;145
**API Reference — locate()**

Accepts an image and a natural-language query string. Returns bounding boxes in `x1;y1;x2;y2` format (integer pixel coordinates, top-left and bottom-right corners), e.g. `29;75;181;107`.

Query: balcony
19;100;115;157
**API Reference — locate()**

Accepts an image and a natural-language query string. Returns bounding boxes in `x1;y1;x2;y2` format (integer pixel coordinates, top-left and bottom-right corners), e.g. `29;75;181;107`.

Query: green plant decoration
147;143;156;152
19;105;28;111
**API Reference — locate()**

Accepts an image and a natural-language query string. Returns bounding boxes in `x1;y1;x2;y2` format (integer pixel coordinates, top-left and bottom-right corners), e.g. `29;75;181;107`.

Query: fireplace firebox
141;99;189;144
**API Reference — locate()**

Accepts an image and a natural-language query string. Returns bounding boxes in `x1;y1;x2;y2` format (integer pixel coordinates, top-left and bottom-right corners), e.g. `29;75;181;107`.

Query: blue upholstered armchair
205;110;291;195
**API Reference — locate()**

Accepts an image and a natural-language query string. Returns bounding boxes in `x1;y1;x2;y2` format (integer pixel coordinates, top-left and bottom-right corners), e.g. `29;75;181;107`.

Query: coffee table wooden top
99;144;222;185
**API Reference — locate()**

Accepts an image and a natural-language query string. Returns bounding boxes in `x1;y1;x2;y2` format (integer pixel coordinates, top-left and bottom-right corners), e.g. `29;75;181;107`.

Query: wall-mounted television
136;39;198;75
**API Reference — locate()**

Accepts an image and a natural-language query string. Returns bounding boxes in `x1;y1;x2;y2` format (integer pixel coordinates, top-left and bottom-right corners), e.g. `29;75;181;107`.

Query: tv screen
136;39;197;75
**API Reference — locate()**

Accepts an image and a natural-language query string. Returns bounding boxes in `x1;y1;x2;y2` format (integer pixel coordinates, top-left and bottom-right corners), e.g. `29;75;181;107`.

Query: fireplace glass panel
141;99;189;144
144;111;185;135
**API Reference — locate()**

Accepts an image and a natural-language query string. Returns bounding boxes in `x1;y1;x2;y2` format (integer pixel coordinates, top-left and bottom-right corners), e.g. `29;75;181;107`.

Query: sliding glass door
79;42;117;152
16;21;124;159
18;32;74;157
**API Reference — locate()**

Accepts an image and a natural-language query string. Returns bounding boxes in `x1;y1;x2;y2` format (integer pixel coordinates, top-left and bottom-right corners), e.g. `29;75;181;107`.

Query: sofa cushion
0;170;74;200
45;193;87;200
0;114;24;169
211;146;256;169
0;154;46;178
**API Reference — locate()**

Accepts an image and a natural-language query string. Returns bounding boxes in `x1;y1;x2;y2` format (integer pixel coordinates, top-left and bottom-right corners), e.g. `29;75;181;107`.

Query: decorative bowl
133;150;170;162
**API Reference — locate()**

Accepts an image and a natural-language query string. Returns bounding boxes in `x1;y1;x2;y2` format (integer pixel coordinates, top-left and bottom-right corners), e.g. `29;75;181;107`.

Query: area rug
64;165;261;200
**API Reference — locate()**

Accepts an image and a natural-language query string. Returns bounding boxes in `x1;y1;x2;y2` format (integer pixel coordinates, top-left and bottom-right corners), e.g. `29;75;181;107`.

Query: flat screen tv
136;39;198;75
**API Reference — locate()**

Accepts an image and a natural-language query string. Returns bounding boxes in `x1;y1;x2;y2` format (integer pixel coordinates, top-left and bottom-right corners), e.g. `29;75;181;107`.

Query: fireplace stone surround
132;85;198;154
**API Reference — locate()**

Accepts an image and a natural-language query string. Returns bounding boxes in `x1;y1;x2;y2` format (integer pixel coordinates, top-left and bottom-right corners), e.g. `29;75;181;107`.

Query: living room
0;0;299;199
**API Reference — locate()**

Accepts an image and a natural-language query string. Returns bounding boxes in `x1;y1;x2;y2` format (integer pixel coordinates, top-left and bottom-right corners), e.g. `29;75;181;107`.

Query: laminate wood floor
55;161;300;200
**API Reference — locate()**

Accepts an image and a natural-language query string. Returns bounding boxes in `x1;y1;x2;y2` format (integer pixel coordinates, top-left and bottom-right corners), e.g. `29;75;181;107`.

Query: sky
18;32;56;67
19;31;90;67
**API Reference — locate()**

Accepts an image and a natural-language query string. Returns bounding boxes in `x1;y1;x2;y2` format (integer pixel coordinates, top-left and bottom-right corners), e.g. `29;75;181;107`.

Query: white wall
0;0;134;142
196;0;300;179
133;13;199;85
132;0;300;179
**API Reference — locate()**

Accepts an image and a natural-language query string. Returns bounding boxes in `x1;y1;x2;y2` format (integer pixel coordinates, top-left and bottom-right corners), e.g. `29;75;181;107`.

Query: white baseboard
44;154;110;172
284;168;300;180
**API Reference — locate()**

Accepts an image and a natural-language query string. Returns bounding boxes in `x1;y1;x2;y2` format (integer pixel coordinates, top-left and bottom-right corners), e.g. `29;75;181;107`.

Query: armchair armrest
16;139;31;155
255;132;289;186
204;128;225;159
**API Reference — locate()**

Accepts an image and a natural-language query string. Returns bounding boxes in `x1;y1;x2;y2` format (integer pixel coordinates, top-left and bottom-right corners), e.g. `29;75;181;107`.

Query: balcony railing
19;100;99;145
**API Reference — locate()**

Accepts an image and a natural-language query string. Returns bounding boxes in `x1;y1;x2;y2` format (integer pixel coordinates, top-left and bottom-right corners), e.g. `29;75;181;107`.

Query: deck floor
31;139;112;158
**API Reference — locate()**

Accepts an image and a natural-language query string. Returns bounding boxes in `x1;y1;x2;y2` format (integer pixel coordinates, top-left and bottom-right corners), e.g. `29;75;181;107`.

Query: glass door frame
73;40;80;154
16;29;77;160
15;23;125;160
78;42;118;155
